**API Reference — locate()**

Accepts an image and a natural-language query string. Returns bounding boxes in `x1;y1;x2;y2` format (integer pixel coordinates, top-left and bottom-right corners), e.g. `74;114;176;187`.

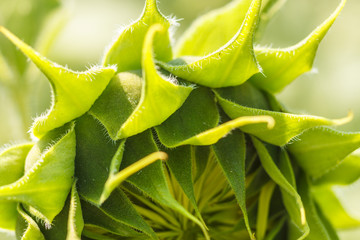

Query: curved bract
102;0;173;72
91;24;193;140
0;124;75;224
0;0;358;240
158;0;261;88
250;0;347;93
0;26;116;138
0;143;33;230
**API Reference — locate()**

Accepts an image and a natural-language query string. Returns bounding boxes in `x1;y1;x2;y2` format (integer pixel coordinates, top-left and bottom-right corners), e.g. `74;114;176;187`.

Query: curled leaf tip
300;207;306;225
155;151;169;161
242;115;275;129
101;151;168;203
333;110;354;126
264;116;276;129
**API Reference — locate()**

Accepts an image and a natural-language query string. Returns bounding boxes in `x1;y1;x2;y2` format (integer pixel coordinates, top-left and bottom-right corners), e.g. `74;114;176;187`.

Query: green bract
1;0;359;239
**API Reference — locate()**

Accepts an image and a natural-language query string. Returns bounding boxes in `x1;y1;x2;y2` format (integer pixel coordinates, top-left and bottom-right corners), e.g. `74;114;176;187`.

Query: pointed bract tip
333;110;354;126
143;0;163;17
332;0;346;18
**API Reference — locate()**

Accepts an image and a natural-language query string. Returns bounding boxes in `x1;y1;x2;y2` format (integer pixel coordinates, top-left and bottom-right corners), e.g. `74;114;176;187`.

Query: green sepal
277;150;310;239
0;124;76;224
251;137;309;239
91;24;193;140
102;151;168;206
115;24;193;139
74;113;122;205
75;113;168;206
250;0;346;93
15;204;45;240
246;167;270;198
312;186;360;229
215;90;352;146
37;182;84;240
156;87;274;147
162;145;205;228
193;146;211;182
214;82;270;110
313;153;360;186
0;26;116;138
98;188;156;239
89;72;142;140
175;0;252;57
293;173;339;240
288;127;360;178
159;0;261;88
212;130;254;239
0;143;33;230
121;130;209;239
66;183;83;240
256;181;276;240
81;198;147;239
155;87;218;147
102;0;172;72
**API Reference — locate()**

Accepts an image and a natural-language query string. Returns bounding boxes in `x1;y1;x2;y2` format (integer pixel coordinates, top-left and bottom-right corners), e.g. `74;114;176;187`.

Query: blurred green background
1;0;360;239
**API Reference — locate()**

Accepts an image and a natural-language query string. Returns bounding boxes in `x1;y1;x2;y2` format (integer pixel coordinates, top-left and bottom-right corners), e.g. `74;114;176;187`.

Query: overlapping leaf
91;24;193;140
216;90;352;146
38;183;84;240
16;204;45;240
155;87;219;147
293;173;339;240
213;131;254;239
160;145;204;226
81;199;147;239
102;0;172;72
102;151;168;204
114;24;193;139
96;189;156;239
251;137;309;239
214;82;270;110
288;127;360;178
75;113;122;205
256;181;276;240
0;124;75;224
278;150;310;238
175;0;252;56
158;0;261;88
156;87;274;147
0;143;33;230
0;26;116;138
121;130;209;239
250;0;346;93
